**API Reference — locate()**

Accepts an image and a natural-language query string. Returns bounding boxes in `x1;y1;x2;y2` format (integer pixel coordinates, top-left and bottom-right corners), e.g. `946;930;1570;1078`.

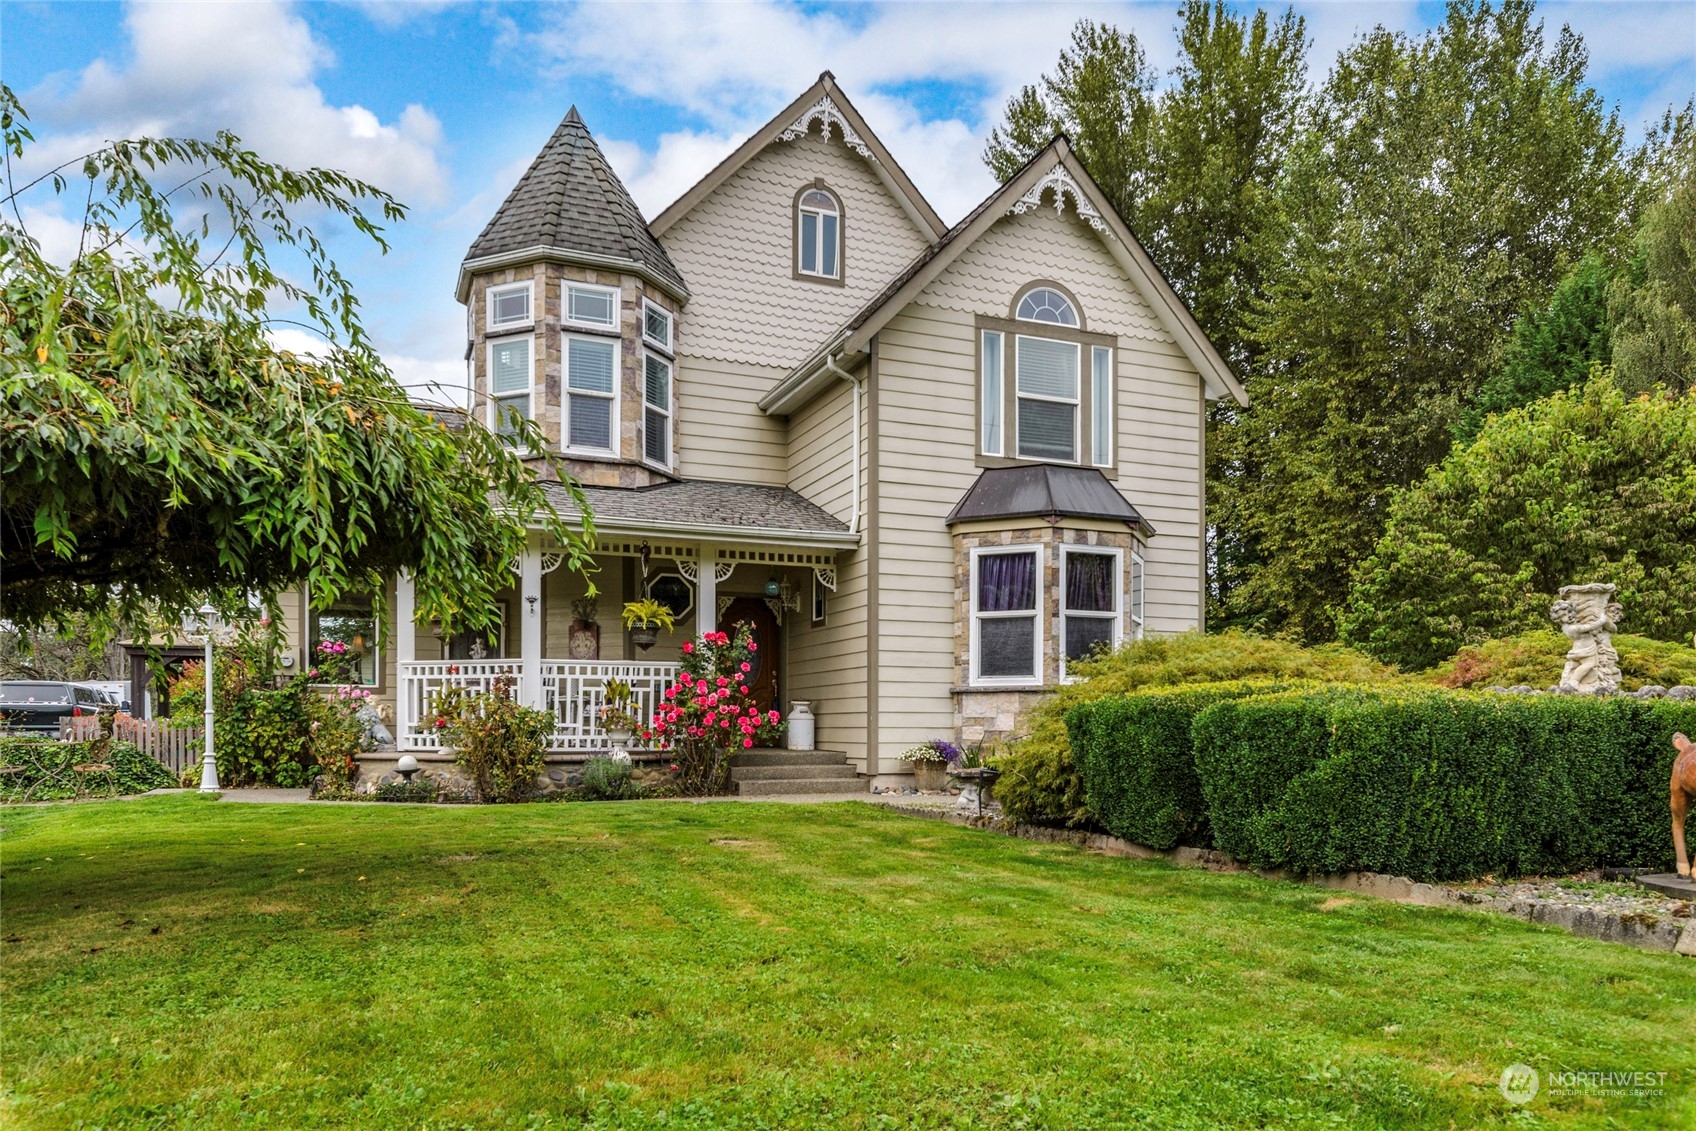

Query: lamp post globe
197;604;221;793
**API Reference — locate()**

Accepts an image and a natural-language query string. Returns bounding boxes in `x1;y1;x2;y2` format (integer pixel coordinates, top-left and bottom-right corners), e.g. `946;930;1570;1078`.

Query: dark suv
0;681;109;735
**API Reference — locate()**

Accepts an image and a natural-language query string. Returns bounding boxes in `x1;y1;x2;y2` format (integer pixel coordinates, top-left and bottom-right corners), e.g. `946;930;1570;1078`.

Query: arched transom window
796;186;841;281
1015;286;1079;327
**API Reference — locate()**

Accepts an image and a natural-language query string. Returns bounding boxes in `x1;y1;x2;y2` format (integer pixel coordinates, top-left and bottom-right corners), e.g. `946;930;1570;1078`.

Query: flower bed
648;627;783;794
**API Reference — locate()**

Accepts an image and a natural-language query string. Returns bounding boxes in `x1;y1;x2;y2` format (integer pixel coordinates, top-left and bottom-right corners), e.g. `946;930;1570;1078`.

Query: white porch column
394;571;417;742
695;543;717;638
520;546;543;708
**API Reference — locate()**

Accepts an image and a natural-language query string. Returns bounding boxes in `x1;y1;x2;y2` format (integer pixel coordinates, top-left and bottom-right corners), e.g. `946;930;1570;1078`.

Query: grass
2;796;1693;1129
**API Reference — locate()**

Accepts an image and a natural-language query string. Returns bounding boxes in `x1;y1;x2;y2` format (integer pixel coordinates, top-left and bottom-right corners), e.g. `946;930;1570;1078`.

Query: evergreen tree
1609;124;1696;395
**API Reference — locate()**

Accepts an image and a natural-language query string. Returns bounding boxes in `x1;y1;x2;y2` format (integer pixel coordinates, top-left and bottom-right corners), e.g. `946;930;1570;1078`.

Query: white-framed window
1016;286;1079;327
981;329;1004;456
564;282;619;330
309;593;380;687
642;301;673;353
1015;335;1080;462
564;334;618;455
642;352;672;467
1130;550;1145;640
1091;345;1113;467
486;281;533;331
487;335;533;442
797;187;841;279
1060;546;1122;679
969;546;1042;685
812;571;828;626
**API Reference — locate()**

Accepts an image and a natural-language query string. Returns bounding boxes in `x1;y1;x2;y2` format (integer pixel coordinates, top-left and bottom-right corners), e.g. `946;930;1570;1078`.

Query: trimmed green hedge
1191;690;1696;881
1067;682;1293;850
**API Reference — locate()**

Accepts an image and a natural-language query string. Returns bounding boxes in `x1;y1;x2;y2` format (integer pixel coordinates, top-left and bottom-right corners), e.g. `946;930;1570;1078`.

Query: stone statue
1673;732;1695;879
1549;583;1622;694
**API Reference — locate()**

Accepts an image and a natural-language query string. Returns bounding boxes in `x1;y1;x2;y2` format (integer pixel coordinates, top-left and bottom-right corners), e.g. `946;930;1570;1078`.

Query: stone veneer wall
951;522;1144;748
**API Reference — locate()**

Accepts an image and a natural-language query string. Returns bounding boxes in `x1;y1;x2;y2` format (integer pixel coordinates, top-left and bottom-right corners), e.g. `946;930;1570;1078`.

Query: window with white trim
981;330;1004;455
970;548;1042;684
1016;335;1080;462
1061;546;1122;679
565;283;618;329
1130;550;1145;639
564;335;617;454
796;187;841;280
642;301;673;352
643;352;671;467
1091;346;1113;466
1017;286;1078;326
487;281;533;330
309;593;379;687
488;336;533;441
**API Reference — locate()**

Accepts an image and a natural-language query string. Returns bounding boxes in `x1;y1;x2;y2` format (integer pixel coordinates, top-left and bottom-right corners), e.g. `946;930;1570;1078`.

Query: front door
718;597;779;716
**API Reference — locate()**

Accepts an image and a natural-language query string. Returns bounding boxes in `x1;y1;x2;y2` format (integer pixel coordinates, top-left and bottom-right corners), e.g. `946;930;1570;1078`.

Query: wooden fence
59;716;205;775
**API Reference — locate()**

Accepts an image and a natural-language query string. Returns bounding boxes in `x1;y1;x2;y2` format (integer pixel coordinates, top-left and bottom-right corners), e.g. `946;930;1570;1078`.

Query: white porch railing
398;659;680;753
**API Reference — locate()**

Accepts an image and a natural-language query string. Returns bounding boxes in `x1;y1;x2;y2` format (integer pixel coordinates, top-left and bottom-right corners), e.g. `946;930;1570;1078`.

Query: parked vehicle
0;681;110;735
75;682;131;714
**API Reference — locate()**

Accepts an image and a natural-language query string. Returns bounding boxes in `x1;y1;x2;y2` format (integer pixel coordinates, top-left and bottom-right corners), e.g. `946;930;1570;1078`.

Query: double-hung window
1130;551;1145;640
642;301;672;352
487;281;532;330
1061;547;1122;678
488;336;533;440
1016;336;1080;462
642;353;672;466
564;336;617;454
565;283;618;330
971;548;1042;684
796;186;841;280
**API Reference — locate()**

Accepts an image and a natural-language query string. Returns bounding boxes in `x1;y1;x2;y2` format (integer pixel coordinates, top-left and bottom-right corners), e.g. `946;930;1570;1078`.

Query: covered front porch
393;517;854;755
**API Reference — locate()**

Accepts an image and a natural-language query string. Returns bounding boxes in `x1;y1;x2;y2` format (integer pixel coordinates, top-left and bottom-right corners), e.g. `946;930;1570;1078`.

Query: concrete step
730;763;860;783
736;776;868;797
730;749;849;768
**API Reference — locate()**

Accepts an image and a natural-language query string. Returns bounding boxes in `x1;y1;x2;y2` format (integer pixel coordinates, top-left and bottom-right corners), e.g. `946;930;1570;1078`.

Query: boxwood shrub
1191;690;1696;881
1066;682;1295;850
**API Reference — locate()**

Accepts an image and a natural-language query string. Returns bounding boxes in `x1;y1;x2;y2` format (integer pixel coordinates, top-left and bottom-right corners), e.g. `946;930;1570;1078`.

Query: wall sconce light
526;594;539;615
763;576;781;598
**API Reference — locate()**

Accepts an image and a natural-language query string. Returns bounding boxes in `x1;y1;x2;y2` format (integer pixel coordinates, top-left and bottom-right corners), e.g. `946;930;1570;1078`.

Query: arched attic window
1015;286;1079;327
795;183;842;282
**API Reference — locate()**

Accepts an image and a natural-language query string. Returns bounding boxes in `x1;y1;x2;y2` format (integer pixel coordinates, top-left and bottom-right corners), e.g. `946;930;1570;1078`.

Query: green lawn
2;796;1692;1129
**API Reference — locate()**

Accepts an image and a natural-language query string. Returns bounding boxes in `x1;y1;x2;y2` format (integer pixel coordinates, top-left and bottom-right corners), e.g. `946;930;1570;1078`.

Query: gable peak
776;90;877;165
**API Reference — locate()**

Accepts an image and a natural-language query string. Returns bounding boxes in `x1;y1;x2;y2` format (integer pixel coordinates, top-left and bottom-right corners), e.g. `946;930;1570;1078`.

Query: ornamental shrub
1192;689;1696;881
434;677;551;803
1432;629;1696;691
995;630;1400;828
578;756;639;801
0;738;174;802
649;626;783;795
1066;682;1296;850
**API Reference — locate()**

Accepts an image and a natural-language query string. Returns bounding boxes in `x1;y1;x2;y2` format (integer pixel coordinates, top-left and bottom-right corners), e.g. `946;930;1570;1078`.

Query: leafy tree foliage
0;87;592;637
1609;130;1696;396
1220;0;1637;642
1339;378;1696;670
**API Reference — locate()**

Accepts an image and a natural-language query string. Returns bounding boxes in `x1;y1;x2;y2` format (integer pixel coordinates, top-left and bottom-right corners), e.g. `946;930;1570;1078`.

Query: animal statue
1673;732;1696;878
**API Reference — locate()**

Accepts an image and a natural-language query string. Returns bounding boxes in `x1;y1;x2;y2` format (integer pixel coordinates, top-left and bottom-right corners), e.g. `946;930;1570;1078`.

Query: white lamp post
194;603;220;793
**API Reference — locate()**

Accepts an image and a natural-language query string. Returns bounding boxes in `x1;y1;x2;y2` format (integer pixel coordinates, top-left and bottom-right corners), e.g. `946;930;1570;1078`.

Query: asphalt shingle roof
465;107;687;296
539;479;850;537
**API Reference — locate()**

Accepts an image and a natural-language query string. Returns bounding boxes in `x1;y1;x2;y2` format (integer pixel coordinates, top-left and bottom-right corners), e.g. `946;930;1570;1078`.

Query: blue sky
5;0;1693;403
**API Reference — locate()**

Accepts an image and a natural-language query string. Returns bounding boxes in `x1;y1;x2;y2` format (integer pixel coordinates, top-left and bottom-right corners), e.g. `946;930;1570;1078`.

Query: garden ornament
1549;583;1622;694
1672;732;1696;879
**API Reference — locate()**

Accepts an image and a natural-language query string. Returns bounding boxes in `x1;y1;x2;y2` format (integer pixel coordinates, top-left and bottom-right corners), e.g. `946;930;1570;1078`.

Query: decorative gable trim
1009;164;1110;239
777;95;878;164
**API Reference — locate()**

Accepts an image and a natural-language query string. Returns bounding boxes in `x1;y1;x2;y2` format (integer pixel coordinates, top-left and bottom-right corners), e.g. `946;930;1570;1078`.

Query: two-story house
278;73;1245;791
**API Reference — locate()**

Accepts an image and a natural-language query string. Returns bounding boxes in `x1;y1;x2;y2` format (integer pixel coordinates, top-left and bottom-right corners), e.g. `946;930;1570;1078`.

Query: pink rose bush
648;624;783;794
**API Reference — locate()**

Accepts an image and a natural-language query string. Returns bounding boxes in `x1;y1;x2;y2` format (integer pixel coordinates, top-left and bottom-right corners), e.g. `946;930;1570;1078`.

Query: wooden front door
719;597;779;715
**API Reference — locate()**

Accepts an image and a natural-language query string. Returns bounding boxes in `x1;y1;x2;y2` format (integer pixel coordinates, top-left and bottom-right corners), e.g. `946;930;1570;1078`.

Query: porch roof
538;479;857;548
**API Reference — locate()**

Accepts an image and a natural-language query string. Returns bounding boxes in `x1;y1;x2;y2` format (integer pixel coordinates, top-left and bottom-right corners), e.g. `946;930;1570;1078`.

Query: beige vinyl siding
661;128;932;371
782;377;868;767
674;356;789;484
870;203;1207;763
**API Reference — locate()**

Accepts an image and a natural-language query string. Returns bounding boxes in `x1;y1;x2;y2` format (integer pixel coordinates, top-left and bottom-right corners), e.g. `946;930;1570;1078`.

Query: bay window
1061;547;1122;678
488;336;532;439
486;281;532;330
1130;551;1145;639
565;335;617;454
642;301;673;352
643;352;672;466
565;282;618;329
970;548;1042;684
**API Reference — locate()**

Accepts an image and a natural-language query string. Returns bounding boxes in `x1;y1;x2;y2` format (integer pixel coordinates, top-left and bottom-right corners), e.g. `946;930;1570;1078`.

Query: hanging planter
630;626;658;650
621;598;676;653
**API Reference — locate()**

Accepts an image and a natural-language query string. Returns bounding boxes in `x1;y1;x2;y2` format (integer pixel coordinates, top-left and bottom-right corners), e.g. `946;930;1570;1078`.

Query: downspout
823;352;862;535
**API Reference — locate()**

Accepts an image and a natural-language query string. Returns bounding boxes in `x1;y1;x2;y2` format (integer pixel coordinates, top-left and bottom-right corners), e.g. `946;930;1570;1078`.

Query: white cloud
25;0;448;206
600;130;744;219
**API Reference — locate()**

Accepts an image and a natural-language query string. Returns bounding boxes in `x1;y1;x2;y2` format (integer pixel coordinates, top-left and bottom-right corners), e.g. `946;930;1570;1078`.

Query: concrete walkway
198;786;939;808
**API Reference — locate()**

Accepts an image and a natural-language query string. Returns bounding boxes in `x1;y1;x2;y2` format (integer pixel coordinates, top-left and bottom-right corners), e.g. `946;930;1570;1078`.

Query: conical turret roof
463;107;686;297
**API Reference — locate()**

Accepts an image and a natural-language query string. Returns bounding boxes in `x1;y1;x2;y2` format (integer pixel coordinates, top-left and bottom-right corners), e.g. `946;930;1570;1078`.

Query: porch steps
730;748;867;796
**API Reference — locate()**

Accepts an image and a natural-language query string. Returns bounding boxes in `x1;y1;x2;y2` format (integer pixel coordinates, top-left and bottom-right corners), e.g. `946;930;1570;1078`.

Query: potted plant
597;677;640;758
898;739;962;790
567;596;601;660
948;741;1003;815
621;598;676;651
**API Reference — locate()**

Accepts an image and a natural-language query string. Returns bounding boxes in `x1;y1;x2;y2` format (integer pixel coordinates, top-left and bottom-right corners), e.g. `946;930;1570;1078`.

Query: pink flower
739;686;749;695
682;642;693;654
743;737;754;748
717;677;729;687
747;642;758;652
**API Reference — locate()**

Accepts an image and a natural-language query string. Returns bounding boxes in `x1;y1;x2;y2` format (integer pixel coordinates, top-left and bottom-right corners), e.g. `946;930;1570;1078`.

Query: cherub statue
1550;586;1622;694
